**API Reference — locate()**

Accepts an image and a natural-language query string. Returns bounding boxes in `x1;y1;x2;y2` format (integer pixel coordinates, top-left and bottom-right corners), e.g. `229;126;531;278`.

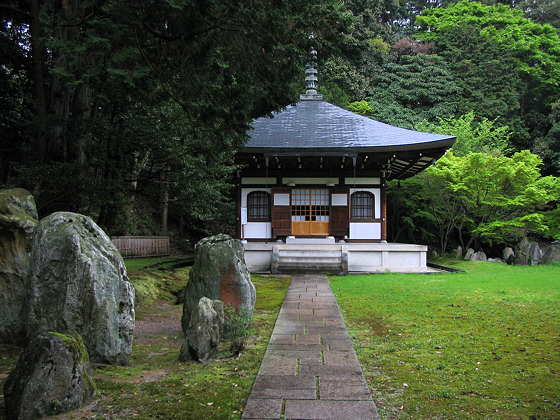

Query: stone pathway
242;274;379;420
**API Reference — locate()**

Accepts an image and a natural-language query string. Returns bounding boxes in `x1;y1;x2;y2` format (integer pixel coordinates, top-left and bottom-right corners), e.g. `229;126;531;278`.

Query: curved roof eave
245;100;456;153
243;140;456;156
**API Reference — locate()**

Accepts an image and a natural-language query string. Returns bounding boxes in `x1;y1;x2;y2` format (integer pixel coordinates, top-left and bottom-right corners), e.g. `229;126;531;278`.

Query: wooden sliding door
291;189;330;236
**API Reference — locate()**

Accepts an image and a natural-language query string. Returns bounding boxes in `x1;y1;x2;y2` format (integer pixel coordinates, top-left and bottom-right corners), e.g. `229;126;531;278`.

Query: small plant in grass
222;305;255;356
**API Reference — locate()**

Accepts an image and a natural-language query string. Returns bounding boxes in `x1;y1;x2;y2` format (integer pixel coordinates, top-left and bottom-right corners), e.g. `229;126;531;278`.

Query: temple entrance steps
271;243;348;275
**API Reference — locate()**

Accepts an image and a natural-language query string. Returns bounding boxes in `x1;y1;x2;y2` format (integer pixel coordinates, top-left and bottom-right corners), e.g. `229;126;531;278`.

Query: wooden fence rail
111;236;170;258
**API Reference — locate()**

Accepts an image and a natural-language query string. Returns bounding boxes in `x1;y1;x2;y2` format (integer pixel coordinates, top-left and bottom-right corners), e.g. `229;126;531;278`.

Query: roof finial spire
300;39;323;101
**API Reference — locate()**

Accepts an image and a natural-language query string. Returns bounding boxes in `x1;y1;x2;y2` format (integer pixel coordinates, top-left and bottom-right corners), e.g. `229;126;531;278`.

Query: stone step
279;256;341;264
276;264;344;274
278;251;341;259
272;244;349;275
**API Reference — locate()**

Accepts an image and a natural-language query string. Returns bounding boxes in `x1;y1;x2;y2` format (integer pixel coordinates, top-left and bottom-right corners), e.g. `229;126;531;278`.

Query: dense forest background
1;0;559;253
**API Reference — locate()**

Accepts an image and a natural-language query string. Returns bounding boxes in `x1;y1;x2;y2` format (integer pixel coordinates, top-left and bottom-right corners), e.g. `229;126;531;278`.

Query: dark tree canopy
1;0;348;236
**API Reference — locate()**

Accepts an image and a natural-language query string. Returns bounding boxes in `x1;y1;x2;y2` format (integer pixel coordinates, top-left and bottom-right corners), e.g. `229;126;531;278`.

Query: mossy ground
0;258;290;420
330;260;560;419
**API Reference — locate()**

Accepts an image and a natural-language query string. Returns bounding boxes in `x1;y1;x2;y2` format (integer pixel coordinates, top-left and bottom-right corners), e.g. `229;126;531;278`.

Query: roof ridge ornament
300;46;323;101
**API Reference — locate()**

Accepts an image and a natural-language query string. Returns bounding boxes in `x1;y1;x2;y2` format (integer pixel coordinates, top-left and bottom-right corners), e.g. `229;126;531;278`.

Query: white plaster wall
243;249;273;272
241;177;277;185
282;177;339;185
331;193;348;206
241;188;272;239
243;222;272;239
347;245;428;273
349;222;381;240
386;251;425;267
345;177;381;185
274;193;290;206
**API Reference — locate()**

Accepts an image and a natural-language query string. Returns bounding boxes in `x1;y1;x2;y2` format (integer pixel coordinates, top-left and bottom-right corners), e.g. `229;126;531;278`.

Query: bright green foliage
429;150;558;246
416;1;560;102
390;150;558;252
346;100;374;116
416;111;513;156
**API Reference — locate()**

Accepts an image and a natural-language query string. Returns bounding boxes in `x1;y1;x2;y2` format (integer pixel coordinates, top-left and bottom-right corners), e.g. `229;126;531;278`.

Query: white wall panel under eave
282;177;339;185
331;193;348;206
345;177;381;185
349;222;381;240
243;222;272;239
241;177;277;185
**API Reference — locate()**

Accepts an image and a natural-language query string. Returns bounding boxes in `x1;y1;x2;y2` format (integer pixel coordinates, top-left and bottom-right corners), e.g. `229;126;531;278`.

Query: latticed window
351;191;374;220
247;191;271;221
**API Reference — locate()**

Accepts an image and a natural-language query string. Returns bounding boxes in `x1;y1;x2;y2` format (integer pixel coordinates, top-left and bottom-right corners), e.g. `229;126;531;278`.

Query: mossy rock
4;332;95;419
0;188;38;344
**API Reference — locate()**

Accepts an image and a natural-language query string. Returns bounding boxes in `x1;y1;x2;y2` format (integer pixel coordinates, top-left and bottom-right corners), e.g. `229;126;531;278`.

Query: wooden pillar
236;176;242;239
381;175;387;242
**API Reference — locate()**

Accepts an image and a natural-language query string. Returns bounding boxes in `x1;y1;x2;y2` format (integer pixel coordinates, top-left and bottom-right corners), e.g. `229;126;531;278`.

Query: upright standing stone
0;188;38;344
4;332;95;420
25;212;135;365
542;244;560;265
503;247;515;264
472;251;487;262
464;248;475;261
453;246;463;258
179;297;224;362
181;234;255;333
515;238;542;266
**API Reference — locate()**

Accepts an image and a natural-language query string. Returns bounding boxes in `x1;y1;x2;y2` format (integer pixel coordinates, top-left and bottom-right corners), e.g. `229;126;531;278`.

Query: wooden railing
111;236;170;258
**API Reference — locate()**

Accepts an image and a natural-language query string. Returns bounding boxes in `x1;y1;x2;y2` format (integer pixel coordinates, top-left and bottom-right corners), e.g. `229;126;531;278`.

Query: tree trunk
161;171;169;235
30;0;47;164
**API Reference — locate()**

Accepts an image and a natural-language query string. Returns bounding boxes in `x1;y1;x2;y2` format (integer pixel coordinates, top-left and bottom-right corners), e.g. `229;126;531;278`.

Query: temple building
235;51;455;274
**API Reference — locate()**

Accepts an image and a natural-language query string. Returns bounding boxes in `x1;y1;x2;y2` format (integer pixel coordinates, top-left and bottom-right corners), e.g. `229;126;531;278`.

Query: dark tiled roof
246;100;455;154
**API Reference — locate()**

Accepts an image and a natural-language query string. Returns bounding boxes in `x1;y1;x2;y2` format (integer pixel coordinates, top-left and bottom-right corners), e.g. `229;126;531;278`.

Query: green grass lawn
330;260;560;419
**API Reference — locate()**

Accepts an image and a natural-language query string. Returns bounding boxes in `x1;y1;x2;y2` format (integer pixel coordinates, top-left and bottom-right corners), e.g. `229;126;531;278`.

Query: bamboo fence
111;236;170;258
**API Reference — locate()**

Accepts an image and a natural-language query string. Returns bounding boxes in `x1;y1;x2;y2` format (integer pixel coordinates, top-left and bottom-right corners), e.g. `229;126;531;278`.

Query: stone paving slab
242;274;379;420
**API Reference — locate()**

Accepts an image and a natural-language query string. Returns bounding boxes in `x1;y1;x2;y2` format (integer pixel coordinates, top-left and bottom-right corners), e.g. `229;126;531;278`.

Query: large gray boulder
4;332;95;420
179;297;224;362
542;244;560;265
464;248;475;261
453;246;462;258
181;234;255;333
472;251;488;262
503;247;515;265
464;248;487;262
0;188;38;344
515;238;542;266
25;212;135;365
